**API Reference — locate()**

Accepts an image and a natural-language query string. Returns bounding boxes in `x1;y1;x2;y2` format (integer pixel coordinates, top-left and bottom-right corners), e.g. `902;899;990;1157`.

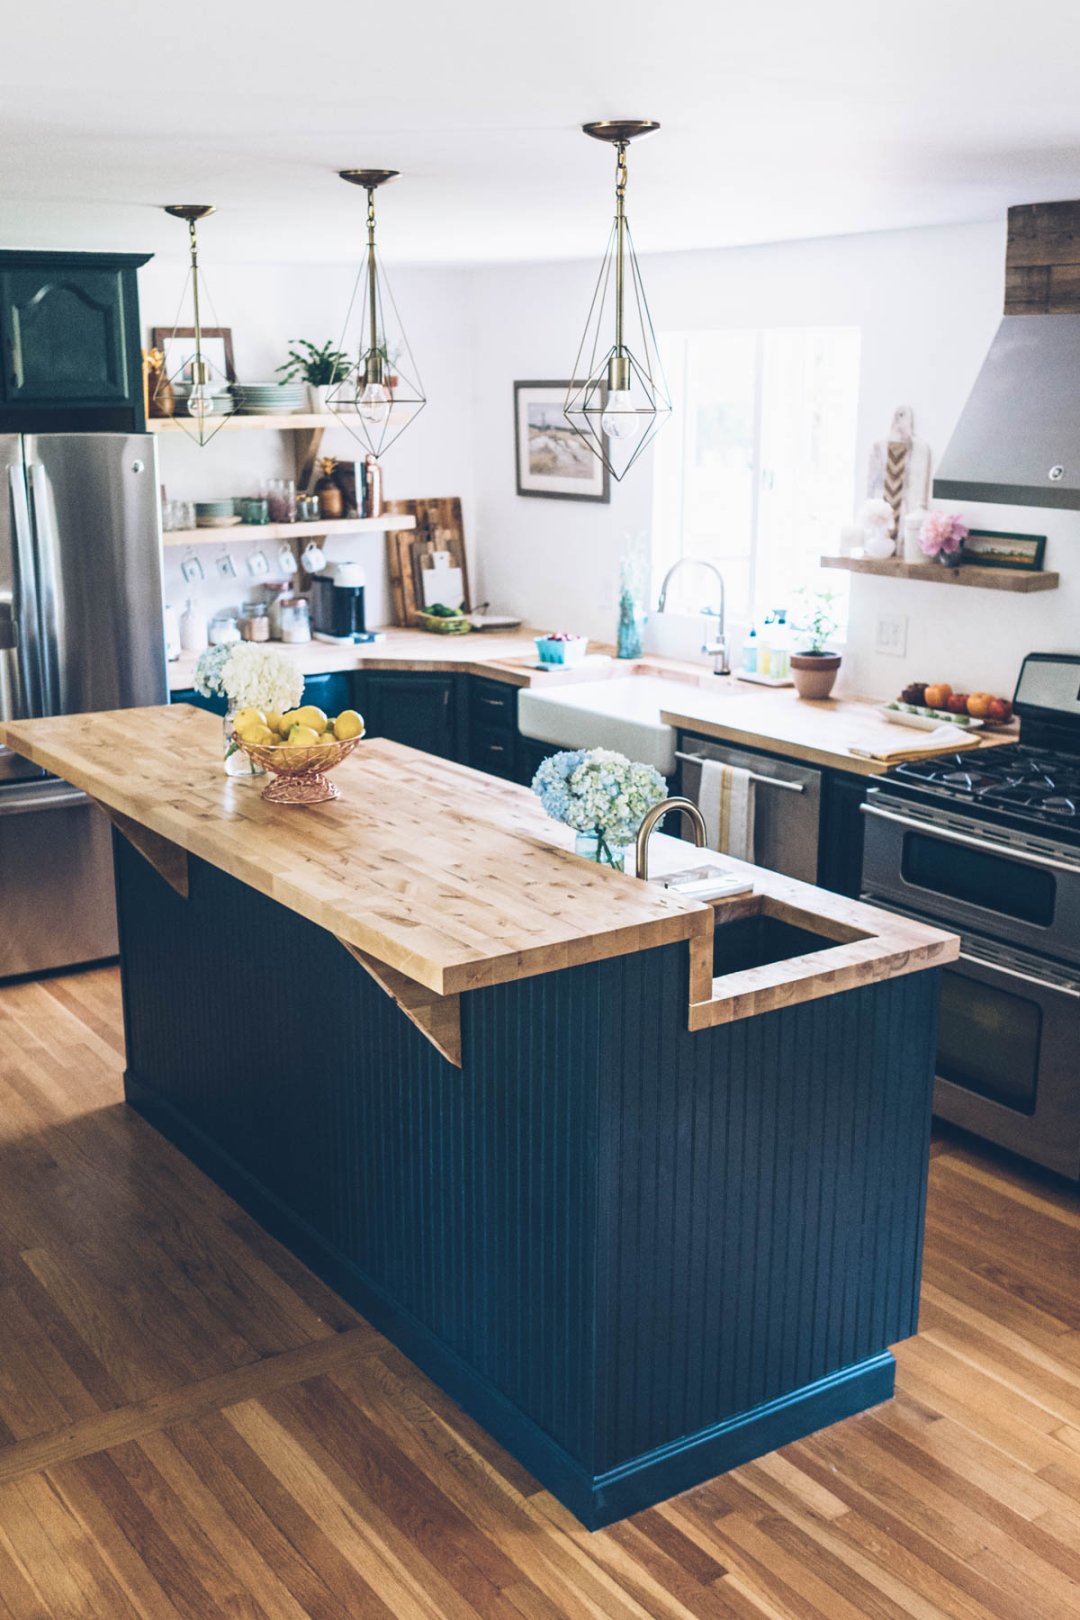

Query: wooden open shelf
162;515;416;547
149;414;345;433
821;555;1060;594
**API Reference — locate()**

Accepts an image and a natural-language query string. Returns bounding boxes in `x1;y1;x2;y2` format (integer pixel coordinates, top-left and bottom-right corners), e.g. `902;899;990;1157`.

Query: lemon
238;722;275;747
287;724;321;747
293;705;328;733
264;710;284;735
279;709;303;736
233;706;266;733
333;709;365;741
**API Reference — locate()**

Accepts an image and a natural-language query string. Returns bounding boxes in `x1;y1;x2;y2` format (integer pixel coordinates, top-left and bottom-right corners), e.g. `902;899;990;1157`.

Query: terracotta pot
790;652;842;700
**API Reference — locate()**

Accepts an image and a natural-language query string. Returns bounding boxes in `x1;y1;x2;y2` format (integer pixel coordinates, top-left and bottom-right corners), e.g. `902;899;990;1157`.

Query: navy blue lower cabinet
113;835;939;1529
170;686;226;717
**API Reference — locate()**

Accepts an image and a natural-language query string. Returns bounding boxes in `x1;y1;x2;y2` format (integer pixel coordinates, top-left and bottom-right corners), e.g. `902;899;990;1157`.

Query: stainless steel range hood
935;201;1080;510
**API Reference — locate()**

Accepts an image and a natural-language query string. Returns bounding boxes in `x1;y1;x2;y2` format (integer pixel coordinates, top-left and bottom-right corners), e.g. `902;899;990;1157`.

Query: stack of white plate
233;382;308;416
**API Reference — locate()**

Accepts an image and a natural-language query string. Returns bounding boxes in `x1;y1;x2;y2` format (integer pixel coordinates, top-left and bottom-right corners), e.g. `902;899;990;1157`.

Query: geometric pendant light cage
154;205;236;447
564;121;672;482
327;169;426;459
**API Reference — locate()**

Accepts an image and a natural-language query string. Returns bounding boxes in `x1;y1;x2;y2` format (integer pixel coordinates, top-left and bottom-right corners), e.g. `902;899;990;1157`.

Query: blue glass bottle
616;588;642;660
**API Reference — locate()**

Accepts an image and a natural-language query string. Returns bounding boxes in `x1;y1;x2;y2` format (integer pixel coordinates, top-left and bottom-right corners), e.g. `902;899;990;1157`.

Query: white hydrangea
220;644;304;714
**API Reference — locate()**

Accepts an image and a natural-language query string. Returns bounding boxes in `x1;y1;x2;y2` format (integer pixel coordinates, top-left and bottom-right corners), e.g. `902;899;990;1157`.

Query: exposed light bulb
187;382;217;420
359;381;391;425
600;389;641;442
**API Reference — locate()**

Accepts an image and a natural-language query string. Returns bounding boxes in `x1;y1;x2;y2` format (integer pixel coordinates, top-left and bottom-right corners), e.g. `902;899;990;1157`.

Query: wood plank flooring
0;966;1077;1619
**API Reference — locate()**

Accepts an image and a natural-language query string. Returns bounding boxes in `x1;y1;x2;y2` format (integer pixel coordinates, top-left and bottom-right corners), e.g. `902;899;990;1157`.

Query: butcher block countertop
658;686;1017;776
168;634;1017;776
0;706;957;1022
166;628;598;693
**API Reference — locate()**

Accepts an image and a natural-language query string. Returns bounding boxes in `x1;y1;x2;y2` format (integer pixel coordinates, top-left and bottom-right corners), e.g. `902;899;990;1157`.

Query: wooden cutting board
385;497;470;625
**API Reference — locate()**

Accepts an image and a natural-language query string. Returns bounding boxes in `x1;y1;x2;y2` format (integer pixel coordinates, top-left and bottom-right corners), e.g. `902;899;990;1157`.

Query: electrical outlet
875;614;908;657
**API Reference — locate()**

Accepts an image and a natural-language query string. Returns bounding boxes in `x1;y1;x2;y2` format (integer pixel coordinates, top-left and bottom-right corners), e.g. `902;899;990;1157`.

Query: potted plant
275;339;350;413
790;589;842;700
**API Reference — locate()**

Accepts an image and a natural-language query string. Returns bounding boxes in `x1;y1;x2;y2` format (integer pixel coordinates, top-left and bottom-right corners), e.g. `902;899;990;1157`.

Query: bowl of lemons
231;704;366;805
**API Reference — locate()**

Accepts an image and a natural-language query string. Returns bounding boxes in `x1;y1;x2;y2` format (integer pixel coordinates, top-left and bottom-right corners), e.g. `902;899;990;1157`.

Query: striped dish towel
696;760;756;862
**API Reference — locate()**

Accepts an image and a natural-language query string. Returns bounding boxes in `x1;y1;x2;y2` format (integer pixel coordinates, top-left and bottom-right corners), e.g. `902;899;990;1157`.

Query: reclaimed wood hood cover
936;200;1080;510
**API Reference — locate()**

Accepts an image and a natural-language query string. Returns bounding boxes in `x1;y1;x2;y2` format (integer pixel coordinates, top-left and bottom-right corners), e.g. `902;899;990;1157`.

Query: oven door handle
860;801;1080;875
957;949;1080;999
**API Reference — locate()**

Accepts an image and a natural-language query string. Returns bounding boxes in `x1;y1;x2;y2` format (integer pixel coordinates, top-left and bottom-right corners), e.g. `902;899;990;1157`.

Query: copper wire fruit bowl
231;733;364;805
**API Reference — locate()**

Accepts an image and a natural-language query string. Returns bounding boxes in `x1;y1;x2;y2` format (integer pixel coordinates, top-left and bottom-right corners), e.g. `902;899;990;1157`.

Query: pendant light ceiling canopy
328;169;426;460
564;120;672;482
156;204;235;446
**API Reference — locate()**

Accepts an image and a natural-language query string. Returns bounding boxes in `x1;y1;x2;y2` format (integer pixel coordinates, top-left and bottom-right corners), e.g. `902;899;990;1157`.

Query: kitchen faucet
655;557;731;675
635;796;707;881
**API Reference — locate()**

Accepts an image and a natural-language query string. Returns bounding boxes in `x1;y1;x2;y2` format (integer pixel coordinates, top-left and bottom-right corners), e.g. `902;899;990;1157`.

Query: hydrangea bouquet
194;644;305;774
532;748;667;869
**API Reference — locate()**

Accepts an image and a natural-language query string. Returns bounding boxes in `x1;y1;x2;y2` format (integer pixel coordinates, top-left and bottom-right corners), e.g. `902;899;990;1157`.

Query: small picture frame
514;380;609;503
152;326;237;384
960;529;1047;571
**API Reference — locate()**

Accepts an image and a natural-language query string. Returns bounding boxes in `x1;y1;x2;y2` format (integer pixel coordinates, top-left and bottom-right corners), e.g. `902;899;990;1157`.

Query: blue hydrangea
532;748;666;844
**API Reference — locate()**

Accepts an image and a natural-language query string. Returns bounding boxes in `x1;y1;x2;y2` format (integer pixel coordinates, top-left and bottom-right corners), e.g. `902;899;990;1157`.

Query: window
650;326;861;624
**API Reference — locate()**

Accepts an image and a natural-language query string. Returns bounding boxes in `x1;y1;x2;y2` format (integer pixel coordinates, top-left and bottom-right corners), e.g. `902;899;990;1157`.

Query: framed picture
960;529;1047;571
514;380;609;503
152;326;236;384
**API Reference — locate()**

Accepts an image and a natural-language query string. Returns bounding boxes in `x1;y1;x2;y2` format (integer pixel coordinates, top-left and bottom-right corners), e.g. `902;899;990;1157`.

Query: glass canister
278;597;311;644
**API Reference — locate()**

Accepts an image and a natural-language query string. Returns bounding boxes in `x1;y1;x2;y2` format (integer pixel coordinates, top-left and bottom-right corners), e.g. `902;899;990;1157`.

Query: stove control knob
1049;464;1065;481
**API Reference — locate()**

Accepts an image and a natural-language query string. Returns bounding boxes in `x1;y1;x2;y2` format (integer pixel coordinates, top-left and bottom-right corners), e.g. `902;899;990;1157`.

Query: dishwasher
675;738;822;882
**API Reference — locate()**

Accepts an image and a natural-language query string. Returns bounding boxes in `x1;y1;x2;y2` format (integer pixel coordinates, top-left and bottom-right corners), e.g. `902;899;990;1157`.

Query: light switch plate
875;614;908;657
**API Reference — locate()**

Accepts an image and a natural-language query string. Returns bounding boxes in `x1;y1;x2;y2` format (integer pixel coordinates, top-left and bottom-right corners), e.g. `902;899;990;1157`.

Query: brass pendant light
564;121;671;481
328;170;426;459
156;205;235;446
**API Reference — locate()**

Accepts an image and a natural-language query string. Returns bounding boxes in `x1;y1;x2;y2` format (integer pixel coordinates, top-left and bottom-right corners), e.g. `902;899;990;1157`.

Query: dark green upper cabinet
0;250;150;423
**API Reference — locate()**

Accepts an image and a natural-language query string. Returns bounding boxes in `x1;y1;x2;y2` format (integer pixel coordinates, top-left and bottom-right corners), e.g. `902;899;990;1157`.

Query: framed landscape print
152;326;237;384
960;529;1047;571
514;380;609;503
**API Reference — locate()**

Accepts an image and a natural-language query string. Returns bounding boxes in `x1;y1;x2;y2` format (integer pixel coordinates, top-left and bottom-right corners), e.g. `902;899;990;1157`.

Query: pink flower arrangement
919;512;968;558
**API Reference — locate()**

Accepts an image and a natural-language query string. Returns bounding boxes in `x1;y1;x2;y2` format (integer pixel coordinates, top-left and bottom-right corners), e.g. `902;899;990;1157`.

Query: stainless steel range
861;652;1080;1179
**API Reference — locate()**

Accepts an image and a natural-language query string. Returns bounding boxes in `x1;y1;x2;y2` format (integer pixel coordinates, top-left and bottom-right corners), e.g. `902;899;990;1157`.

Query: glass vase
616;591;642;660
574;830;628;871
223;709;264;777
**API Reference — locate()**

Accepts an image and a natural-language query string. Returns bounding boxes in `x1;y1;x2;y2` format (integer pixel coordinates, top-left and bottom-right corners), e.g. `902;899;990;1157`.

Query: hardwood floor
0;968;1077;1619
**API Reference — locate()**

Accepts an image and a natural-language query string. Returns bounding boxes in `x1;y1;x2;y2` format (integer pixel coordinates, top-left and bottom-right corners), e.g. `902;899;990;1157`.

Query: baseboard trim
126;1072;896;1529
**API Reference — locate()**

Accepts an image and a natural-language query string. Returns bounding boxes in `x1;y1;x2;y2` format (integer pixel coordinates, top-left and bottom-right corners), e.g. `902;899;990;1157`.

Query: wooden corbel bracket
337;940;462;1068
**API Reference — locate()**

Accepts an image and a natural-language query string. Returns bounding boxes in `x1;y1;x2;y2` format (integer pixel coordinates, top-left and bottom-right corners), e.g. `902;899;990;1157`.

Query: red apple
947;693;971;714
987;697;1013;723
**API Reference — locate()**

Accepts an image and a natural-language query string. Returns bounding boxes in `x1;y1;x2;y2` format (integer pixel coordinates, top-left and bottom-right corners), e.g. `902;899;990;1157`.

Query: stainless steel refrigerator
1;433;166;977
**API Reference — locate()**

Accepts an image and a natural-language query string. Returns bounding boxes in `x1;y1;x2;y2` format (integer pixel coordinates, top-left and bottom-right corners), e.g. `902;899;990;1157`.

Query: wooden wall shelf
149;414;344;433
821;556;1060;593
162;515;416;547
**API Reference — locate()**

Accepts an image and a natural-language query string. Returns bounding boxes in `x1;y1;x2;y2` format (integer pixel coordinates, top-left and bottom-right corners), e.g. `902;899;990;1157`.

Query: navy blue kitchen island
1;707;958;1528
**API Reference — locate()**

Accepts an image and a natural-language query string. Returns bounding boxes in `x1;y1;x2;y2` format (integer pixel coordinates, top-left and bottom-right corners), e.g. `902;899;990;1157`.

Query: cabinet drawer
469;678;518;733
470;724;517;780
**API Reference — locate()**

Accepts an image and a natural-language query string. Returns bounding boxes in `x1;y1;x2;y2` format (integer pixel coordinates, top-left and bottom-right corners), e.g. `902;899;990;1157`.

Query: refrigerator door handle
8;461;43;715
0;782;90;816
28;461;60;715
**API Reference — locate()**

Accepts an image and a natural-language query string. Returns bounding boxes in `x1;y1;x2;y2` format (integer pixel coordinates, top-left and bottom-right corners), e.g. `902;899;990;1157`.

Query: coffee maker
311;562;366;642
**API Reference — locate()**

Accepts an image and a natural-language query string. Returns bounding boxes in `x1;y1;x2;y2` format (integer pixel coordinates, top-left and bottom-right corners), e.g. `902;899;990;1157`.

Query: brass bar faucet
635;796;707;880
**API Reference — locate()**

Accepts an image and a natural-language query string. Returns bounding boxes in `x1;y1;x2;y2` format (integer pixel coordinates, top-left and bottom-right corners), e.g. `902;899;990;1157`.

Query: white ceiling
3;0;1080;267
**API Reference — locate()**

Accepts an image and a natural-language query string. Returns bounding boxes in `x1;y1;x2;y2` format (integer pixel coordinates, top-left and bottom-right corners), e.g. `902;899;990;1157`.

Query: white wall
140;257;475;629
466;220;1080;699
141;221;1080;701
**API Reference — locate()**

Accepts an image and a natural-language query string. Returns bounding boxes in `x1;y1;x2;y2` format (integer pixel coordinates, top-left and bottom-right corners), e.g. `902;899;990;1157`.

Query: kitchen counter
658;684;1017;776
169;635;1017;777
167;627;605;693
0;705;954;1528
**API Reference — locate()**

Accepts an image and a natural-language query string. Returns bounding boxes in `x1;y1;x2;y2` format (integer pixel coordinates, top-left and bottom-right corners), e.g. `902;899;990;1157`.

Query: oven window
937;969;1040;1112
901;833;1055;927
